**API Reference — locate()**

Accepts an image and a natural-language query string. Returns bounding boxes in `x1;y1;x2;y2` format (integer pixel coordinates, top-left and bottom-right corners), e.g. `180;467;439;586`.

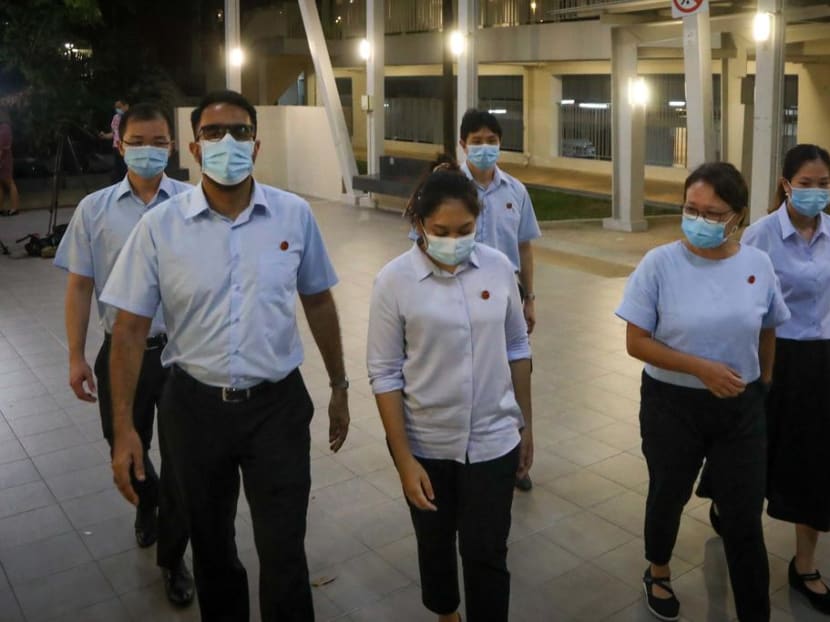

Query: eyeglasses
197;124;255;142
682;206;734;225
122;140;171;148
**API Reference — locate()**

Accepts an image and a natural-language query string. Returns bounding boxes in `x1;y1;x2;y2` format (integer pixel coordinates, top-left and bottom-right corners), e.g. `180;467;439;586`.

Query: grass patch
527;186;679;221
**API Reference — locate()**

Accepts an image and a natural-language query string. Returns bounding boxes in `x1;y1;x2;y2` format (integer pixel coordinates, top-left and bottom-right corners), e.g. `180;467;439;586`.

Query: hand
328;388;349;453
517;427;534;480
112;427;144;505
523;298;536;334
69;357;97;402
698;360;746;398
398;456;437;511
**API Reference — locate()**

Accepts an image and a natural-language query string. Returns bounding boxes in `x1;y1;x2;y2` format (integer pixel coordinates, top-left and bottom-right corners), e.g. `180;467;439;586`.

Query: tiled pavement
0;203;828;622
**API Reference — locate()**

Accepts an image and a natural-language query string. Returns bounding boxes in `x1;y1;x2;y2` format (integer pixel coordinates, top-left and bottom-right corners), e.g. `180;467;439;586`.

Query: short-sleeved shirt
407;163;541;272
615;241;790;389
100;182;338;389
54;175;192;335
741;205;830;340
367;244;531;463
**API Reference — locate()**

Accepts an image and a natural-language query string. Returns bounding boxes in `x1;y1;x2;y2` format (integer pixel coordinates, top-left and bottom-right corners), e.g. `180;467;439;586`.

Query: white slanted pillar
366;0;385;177
721;34;749;170
683;9;716;167
604;28;647;233
456;0;478;162
298;0;360;199
224;0;242;92
750;1;785;223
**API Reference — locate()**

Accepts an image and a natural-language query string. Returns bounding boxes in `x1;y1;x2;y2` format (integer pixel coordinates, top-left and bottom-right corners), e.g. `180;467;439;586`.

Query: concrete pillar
604;28;647;233
797;64;830;149
224;0;242;92
366;0;385;176
298;0;360;199
721;34;748;169
456;0;478;162
683;10;715;167
750;0;785;222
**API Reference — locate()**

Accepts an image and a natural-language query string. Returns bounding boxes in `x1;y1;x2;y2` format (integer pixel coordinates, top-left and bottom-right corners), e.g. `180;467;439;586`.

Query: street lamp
229;46;245;67
359;38;371;61
629;77;649;107
449;30;465;57
753;12;772;42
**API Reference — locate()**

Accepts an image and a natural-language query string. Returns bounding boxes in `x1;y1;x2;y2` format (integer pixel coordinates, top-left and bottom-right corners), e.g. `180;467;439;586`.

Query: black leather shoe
134;505;158;548
162;560;195;607
515;475;533;491
709;502;722;537
789;557;830;614
643;567;680;621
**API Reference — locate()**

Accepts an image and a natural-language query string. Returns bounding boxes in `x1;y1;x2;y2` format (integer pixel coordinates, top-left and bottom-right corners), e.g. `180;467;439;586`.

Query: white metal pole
366;0;385;177
224;0;242;92
683;10;716;167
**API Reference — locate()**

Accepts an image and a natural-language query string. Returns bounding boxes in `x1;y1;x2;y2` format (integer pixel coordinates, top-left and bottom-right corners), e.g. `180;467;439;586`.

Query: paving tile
0;481;55;519
310;455;357;492
78;512;138;560
0;439;26;465
13;561;115;622
0;588;24;622
45;463;114;502
588;452;650;489
6;410;72;437
31;444;109;478
509;486;581;541
507;532;583;586
550;435;621;467
61;488;133;529
312;550;411;613
592;490;649;537
541;510;636;561
98;547;161;595
0;459;40;491
118;584;202;621
19;426;86;457
47;597;133;622
0;504;73;550
0;530;92;586
544;469;628;509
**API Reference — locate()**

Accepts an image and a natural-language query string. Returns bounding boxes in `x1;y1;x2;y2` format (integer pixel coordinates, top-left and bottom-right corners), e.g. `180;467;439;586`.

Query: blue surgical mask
123;146;169;179
115;107;124;115
789;187;829;218
466;144;500;171
200;134;255;186
681;214;734;249
424;232;476;266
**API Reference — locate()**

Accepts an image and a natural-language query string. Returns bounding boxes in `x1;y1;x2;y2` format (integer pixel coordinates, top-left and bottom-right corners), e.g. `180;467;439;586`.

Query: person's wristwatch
525;292;536;302
330;376;350;390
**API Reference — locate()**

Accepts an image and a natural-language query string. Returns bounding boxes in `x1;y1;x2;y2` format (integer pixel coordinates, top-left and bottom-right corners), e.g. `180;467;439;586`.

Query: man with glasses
55;102;194;606
102;90;351;621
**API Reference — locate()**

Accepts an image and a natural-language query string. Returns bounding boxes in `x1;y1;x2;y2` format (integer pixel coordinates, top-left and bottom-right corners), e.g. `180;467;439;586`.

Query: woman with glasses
367;159;532;622
615;162;789;622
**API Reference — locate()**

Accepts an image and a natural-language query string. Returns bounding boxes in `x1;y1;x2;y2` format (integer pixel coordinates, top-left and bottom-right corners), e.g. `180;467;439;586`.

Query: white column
298;0;360;199
224;0;242;92
604;28;647;233
456;0;478;162
721;34;748;168
750;0;785;223
366;0;385;177
683;10;715;167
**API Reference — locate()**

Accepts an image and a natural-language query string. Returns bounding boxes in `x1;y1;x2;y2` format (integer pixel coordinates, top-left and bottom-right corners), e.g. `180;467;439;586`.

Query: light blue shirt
54;175;192;335
615;241;790;389
407;163;541;272
741;205;830;340
367;243;531;463
100;182;338;389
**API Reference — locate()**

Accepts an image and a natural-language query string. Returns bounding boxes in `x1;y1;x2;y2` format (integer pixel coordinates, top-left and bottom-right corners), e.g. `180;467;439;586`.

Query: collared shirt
100;182;338;389
741;205;830;340
110;113;121;148
407;163;541;272
615;241;790;389
54;175;191;335
367;244;531;464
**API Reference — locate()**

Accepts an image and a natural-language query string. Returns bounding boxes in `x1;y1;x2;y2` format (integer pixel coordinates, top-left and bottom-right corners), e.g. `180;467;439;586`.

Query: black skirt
766;338;830;531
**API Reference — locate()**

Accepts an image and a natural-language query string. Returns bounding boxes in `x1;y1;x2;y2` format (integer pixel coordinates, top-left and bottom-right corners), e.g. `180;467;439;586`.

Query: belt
104;332;168;351
170;365;273;403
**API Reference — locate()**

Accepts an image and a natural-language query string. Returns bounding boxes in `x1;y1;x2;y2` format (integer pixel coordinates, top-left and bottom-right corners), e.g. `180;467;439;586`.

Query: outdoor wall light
359;38;371;61
449;30;466;56
229;47;245;67
629;77;649;107
753;12;772;42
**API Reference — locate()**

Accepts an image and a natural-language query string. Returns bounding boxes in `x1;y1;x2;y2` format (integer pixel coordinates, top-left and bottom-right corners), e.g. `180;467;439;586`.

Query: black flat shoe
789;557;830;614
134;504;158;548
643;567;680;621
709;502;722;536
162;559;195;607
515;475;533;491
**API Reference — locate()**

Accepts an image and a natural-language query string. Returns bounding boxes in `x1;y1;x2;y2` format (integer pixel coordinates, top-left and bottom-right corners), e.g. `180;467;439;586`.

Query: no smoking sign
672;0;708;18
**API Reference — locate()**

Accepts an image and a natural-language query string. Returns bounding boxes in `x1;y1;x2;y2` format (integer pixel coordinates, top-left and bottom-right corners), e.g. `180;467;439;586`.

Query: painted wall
796;63;830;150
176;106;345;202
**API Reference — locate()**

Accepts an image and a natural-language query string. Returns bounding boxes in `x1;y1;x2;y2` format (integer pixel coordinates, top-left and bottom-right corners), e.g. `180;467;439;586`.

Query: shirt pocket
258;248;300;303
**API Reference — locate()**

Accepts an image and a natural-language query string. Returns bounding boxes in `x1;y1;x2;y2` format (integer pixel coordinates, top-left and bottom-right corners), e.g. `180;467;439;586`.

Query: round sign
673;0;705;14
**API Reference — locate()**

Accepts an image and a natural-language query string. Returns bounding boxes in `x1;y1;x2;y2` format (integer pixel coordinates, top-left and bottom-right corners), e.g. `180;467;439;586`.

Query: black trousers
640;372;770;622
159;366;315;622
95;336;188;568
408;445;519;621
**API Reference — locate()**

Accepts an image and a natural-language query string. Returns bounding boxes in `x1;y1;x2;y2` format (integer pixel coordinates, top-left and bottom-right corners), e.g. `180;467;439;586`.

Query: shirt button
234;318;240;323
